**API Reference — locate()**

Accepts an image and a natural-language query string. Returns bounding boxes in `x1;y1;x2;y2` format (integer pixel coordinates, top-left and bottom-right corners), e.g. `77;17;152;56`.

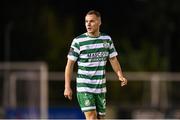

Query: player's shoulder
71;33;87;43
100;32;112;39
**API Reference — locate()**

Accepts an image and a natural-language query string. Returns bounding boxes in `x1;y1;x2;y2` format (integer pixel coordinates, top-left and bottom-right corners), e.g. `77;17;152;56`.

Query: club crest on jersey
85;100;90;106
103;41;109;48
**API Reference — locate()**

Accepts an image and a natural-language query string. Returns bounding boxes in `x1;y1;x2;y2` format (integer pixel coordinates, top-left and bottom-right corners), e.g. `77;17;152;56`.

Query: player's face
85;14;101;36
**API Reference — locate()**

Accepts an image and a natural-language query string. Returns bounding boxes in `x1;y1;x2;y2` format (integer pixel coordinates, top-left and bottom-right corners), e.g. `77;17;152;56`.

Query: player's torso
77;34;111;67
76;34;111;93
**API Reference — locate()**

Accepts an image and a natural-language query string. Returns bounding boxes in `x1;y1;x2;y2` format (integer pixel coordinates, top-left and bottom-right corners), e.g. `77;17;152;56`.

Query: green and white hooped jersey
68;33;118;93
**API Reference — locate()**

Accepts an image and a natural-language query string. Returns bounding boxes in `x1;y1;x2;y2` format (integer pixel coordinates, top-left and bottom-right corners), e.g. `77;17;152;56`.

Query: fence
1;62;180;119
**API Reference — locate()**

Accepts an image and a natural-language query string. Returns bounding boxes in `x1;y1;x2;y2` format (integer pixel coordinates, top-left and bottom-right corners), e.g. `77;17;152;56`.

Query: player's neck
87;31;100;37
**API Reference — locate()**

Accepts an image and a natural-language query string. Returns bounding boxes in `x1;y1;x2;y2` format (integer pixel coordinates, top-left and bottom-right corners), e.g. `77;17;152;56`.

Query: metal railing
49;71;180;109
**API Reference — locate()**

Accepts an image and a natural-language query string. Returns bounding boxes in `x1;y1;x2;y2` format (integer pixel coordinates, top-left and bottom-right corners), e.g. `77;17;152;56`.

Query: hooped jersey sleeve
67;38;80;61
109;37;118;58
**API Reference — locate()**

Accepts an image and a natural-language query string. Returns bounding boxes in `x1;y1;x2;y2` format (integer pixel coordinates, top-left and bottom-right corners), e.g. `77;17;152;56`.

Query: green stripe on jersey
77;74;105;80
79;39;111;46
77;83;106;88
78;66;105;71
78;57;107;62
74;43;80;50
81;48;108;54
110;48;115;54
71;51;79;57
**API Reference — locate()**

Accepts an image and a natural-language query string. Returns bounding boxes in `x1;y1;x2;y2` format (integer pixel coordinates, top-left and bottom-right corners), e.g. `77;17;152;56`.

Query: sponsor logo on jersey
87;52;108;62
87;52;108;58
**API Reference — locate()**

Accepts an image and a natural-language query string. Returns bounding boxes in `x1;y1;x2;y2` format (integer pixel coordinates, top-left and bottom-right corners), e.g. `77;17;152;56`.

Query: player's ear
98;16;101;26
99;19;101;26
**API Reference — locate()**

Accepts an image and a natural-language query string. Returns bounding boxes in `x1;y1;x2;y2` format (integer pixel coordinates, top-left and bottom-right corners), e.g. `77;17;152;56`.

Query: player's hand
64;88;73;100
119;76;128;86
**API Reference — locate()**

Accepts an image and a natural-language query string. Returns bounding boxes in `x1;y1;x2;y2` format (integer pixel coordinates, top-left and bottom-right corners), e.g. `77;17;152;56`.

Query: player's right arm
64;59;75;100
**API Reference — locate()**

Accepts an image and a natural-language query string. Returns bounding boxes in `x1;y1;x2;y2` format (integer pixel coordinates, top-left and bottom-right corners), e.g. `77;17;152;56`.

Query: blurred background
1;0;180;119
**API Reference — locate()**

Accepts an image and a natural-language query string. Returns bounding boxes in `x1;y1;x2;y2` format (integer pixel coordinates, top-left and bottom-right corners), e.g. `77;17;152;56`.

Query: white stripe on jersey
109;52;118;58
98;35;111;40
79;53;88;59
77;78;106;84
78;69;104;76
75;34;111;43
78;61;106;67
80;43;104;51
67;55;77;61
77;87;106;93
71;46;80;54
75;37;96;43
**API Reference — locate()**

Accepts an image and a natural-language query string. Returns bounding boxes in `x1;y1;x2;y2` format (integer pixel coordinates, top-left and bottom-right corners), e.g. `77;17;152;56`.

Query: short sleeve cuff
109;52;118;58
67;55;77;61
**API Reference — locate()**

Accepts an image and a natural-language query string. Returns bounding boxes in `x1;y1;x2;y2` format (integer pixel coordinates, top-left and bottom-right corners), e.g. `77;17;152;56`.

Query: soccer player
64;10;127;119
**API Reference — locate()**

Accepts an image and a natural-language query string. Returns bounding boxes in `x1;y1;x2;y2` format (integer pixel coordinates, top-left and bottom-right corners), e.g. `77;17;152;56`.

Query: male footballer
64;10;127;119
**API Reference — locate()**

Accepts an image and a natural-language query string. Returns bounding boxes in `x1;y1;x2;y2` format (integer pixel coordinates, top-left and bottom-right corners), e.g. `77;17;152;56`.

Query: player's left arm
109;56;127;86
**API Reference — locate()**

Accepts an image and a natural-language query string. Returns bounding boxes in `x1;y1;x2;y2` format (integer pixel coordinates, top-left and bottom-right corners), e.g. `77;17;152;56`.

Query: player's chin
87;30;92;34
88;29;94;32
